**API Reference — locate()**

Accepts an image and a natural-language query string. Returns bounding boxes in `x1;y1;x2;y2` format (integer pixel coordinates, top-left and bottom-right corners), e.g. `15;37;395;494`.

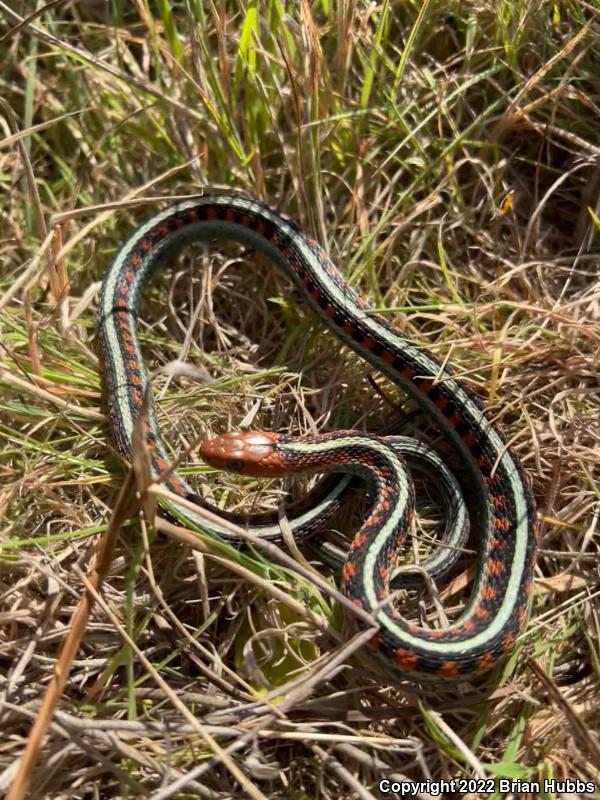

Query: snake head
200;431;287;477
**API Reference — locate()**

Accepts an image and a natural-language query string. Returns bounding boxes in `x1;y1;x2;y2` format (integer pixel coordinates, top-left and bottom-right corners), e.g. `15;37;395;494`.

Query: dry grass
1;1;600;798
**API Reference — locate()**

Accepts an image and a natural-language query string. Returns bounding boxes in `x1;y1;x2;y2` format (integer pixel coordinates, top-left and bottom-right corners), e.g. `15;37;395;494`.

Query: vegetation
1;1;599;797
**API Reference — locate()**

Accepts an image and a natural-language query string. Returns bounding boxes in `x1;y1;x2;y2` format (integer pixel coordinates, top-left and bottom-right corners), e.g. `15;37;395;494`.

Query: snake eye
225;458;245;472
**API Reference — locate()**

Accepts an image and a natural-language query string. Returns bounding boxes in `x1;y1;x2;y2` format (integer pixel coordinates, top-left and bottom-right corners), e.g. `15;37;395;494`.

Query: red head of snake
200;431;286;477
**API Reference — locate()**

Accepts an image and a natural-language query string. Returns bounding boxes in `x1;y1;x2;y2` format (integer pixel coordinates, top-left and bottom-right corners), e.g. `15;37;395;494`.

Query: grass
1;1;600;798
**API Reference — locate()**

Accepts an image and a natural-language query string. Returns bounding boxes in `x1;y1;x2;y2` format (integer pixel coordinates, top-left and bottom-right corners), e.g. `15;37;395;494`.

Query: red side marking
342;562;356;583
206;207;217;220
270;232;280;246
435;395;449;411
351;532;367;549
448;626;460;636
140;239;152;252
529;552;537;571
463;619;475;631
382;351;395;365
282;246;291;259
342;321;354;336
438;660;459;677
351;597;364;609
127;360;138;371
462;431;477;449
169;476;187;496
175;217;184;228
474;605;488;619
476;652;494;670
400;365;414;380
131;254;142;267
487;560;504;577
240;214;250;226
502;632;514;652
395;648;418;670
130;374;142;386
188;209;199;222
430;629;444;638
492;517;510;532
324;305;336;319
489;537;505;550
362;336;375;349
482;585;497;601
311;288;321;301
517;607;526;626
257;221;266;235
367;632;382;651
448;412;462;428
408;624;419;634
416;378;433;394
157;225;168;237
225;208;235;222
378;564;389;581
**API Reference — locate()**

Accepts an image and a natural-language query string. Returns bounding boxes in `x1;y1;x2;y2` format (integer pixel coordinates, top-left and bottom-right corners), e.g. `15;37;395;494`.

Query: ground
1;2;599;799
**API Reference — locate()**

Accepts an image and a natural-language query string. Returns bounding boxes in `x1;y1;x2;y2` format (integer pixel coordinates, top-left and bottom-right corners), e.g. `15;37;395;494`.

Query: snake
97;192;538;680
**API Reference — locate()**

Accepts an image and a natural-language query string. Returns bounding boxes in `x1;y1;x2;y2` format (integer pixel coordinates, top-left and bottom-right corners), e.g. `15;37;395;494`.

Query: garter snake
97;192;537;680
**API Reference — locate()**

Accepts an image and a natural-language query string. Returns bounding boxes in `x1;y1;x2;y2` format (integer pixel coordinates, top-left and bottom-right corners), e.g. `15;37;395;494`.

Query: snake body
97;192;537;680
